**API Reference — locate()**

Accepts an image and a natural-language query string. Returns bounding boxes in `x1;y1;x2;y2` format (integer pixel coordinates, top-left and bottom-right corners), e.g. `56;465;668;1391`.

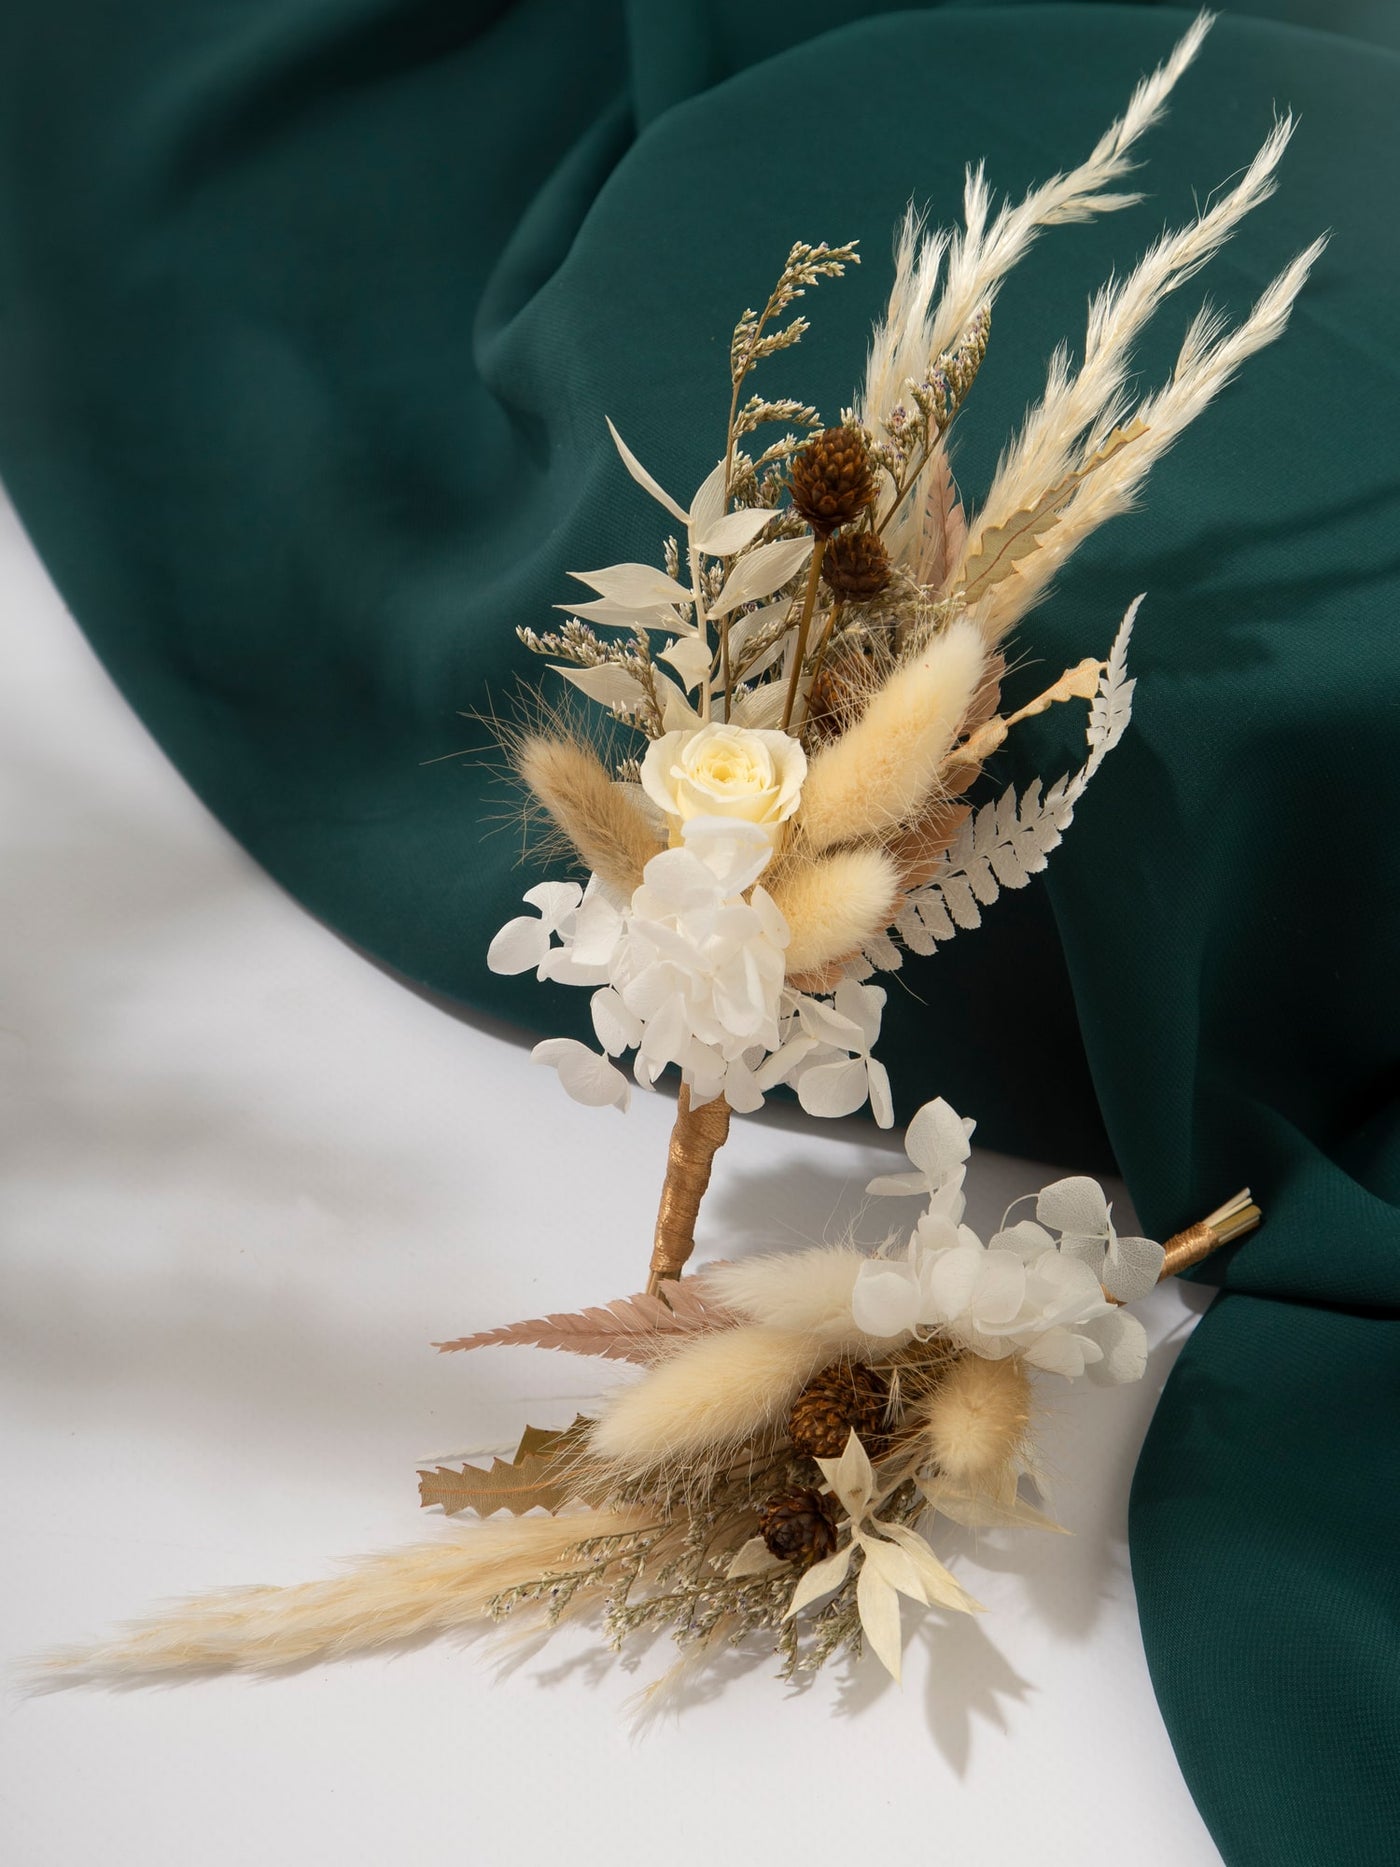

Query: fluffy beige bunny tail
29;1510;645;1686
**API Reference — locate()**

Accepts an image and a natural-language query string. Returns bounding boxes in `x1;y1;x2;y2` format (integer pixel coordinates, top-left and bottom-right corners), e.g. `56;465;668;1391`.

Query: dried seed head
788;426;876;536
820;530;892;602
788;1362;891;1459
757;1486;839;1569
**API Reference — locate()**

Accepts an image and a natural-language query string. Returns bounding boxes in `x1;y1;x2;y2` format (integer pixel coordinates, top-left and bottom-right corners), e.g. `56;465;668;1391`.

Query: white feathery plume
859;14;1212;572
922;11;1214;362
968;232;1327;639
29;1511;647;1684
965;113;1297;570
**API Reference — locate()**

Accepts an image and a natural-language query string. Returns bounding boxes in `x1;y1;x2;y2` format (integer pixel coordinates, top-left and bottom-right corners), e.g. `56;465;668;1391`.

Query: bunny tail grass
768;845;901;979
30;1511;646;1687
516;733;662;895
796;618;987;854
589;1325;837;1477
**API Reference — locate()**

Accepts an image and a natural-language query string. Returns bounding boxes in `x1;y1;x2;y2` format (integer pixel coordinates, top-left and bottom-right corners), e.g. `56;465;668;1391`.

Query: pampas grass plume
32;1510;647;1685
796;619;986;852
589;1325;833;1475
917;1354;1032;1485
516;733;661;894
768;846;900;977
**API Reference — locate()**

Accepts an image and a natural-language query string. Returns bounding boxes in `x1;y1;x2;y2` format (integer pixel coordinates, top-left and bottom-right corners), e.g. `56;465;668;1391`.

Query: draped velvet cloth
1;5;1396;1859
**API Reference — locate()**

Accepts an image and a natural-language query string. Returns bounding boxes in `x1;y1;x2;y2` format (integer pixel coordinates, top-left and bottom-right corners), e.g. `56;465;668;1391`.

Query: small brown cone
820;530;891;602
757;1486;839;1569
788;1362;891;1459
788;426;876;537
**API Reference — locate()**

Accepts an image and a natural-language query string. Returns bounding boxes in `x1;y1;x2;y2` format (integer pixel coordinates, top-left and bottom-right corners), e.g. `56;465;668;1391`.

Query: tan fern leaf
434;1286;735;1364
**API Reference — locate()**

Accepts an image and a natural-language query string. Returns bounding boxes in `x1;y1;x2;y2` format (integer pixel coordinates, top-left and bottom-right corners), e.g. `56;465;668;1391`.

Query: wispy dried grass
515;732;663;893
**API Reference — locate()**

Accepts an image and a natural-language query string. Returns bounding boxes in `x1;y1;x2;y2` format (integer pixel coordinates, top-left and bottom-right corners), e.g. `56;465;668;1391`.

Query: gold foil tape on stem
1108;1189;1263;1302
647;1088;733;1295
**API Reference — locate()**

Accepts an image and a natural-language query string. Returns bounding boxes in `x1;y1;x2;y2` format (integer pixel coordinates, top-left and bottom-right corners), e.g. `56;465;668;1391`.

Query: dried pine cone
789;1362;891;1459
788;426;875;536
806;640;878;743
757;1486;838;1569
820;529;891;602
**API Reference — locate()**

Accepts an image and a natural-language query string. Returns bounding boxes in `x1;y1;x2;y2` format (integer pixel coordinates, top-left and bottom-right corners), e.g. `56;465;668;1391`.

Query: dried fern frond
515;733;662;894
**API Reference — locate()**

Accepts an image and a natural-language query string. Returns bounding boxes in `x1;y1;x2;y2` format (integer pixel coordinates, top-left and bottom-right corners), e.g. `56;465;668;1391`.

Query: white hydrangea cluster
853;1099;1161;1383
488;813;893;1124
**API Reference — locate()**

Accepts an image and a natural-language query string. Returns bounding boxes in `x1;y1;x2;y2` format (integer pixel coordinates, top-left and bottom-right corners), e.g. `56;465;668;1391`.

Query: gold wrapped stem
646;1087;733;1295
1150;1188;1262;1292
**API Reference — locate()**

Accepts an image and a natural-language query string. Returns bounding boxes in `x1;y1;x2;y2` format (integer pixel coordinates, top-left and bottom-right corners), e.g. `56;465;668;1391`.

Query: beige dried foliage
33;1511;647;1683
796;618;988;853
767;845;900;978
515;733;661;895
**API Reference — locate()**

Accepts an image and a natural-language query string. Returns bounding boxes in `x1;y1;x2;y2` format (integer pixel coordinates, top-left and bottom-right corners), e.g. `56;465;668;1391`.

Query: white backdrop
0;492;1222;1866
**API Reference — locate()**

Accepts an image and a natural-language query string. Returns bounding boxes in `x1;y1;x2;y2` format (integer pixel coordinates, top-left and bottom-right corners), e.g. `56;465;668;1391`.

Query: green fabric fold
2;4;1396;1859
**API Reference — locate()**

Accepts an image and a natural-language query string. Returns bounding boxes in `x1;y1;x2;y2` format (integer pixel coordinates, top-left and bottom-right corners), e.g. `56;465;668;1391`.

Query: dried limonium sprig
39;12;1289;1703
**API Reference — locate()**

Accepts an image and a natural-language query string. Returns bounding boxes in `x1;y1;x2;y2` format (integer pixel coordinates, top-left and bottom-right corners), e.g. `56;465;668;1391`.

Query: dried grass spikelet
766;845;900;979
795;617;987;854
916;1353;1032;1486
702;1245;872;1340
515;732;662;895
588;1324;837;1477
31;1510;646;1685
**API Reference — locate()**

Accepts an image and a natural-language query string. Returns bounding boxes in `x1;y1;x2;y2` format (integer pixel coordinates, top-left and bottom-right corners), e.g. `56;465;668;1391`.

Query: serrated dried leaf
961;420;1146;603
417;1418;589;1518
434;1283;736;1365
916;446;968;593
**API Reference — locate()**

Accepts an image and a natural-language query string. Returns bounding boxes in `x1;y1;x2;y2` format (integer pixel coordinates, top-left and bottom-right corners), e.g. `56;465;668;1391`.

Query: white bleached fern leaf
892;595;1140;960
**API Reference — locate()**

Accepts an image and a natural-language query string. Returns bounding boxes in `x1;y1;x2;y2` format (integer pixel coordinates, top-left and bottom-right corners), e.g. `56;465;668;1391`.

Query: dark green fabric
2;4;1397;1861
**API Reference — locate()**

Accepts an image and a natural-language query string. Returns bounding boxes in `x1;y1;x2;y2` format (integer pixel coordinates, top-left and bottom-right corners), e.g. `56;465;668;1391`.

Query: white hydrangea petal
590;986;642;1057
850;1262;921;1338
486;915;551;976
1101;1234;1166;1304
1083;1309;1150;1385
903;1098;975;1188
795;1057;870;1119
922;1242;986;1323
972;1251;1029;1328
521;879;583;926
990;1220;1057;1260
531;1038;631;1111
865;1169;931;1198
1022;1327;1097;1379
680;815;773;895
1036;1175;1110;1238
866;1057;895;1130
1058;1230;1108;1269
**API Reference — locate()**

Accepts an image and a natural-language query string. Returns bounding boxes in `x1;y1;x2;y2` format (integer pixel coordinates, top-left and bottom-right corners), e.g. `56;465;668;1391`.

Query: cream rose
639;723;806;849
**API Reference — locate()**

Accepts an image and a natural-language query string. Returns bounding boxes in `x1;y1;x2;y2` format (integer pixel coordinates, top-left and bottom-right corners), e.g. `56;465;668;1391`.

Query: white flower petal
817;1429;875;1522
903;1098;975;1188
1083;1308;1150;1385
990;1220;1057;1260
486;915;551;976
1036;1175;1110;1238
590;986;642;1057
795;1057;870;1119
531;1038;631;1111
866;1057;895;1131
865;1169;932;1199
1101;1234;1166;1304
850;1262;921;1339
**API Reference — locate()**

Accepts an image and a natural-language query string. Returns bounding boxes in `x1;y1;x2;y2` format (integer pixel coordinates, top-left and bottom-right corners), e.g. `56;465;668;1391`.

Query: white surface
0;492;1222;1867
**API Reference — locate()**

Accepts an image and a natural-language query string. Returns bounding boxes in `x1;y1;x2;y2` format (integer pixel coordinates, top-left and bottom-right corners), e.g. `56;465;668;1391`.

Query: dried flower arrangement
42;13;1314;1699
